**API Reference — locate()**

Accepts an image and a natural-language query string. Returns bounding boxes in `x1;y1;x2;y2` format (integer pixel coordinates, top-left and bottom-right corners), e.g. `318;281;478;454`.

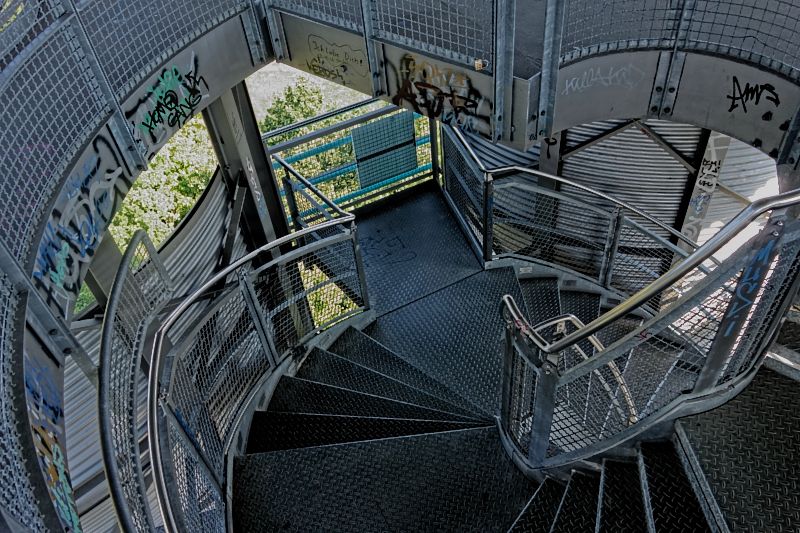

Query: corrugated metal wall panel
463;132;538;169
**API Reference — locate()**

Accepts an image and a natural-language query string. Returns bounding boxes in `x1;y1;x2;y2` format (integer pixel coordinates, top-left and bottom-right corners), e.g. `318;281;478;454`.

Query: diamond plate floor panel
269;377;479;422
679;368;800;532
550;471;600;533
366;267;528;415
640;442;710;532
519;278;561;325
246;412;486;454
598;459;647;533
356;184;482;315
297;347;482;420
235;426;536;532
329;326;488;418
510;477;566;533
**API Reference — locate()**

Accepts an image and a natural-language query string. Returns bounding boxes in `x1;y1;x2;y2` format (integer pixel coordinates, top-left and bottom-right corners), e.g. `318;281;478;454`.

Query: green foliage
109;116;216;248
258;79;326;144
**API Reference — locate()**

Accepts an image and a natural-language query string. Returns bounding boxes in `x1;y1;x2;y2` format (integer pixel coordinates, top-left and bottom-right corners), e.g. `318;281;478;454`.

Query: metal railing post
528;361;558;467
483;174;495;262
429;117;442;186
600;207;624;288
351;221;372;312
282;170;302;230
238;271;279;367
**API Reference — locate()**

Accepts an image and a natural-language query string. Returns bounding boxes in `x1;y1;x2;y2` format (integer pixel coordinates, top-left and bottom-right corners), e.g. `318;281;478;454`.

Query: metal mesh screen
351;111;417;189
561;0;680;64
372;0;495;69
0;25;108;260
443;128;484;246
610;221;675;297
269;0;363;32
0;0;63;69
503;347;537;454
0;274;47;531
686;0;800;81
102;234;173;532
78;0;248;99
167;420;226;532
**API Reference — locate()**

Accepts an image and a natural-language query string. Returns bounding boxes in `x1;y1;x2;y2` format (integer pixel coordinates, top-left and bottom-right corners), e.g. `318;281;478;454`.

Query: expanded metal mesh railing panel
100;232;173;533
503;347;537;454
372;0;495;69
0;0;63;69
268;0;364;32
610;221;675;298
0;274;47;531
561;0;680;64
78;0;248;99
167;420;226;532
686;0;800;81
442;126;484;247
0;25;108;260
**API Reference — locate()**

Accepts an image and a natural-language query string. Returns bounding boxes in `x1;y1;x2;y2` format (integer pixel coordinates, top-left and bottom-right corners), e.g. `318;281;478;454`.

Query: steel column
600;207;624;288
528;362;558;467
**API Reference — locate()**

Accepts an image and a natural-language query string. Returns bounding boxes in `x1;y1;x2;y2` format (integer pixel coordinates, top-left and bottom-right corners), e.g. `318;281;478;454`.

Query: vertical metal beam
483;175;495;262
262;0;289;60
600;207;624;288
534;0;565;139
358;0;385;97
676;132;731;253
429;117;442;185
528;362;558;467
493;0;516;142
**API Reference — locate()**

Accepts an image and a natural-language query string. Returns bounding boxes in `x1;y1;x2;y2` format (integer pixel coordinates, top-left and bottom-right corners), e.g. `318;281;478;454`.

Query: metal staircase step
245;412;487;454
639;442;710;532
678;367;800;532
597;459;647;533
367;267;529;414
329;326;488;418
234;426;536;532
509;477;567;533
268;376;481;422
550;471;600;533
296;347;483;420
519;277;561;325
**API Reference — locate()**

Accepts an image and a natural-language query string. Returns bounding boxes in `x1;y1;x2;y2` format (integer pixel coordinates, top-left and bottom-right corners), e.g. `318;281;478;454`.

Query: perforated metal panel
269;0;363;32
0;274;47;531
561;0;679;64
352;111;417;189
78;0;249;99
0;24;108;260
686;0;800;81
373;0;495;69
0;0;65;68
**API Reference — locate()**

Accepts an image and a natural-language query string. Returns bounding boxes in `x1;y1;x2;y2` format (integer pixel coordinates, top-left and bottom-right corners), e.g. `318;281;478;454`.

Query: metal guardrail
148;204;369;532
98;230;173;533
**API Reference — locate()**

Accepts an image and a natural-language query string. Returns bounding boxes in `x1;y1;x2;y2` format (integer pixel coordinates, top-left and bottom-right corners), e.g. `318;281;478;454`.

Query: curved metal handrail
148;217;355;533
99;230;172;533
449;126;709;256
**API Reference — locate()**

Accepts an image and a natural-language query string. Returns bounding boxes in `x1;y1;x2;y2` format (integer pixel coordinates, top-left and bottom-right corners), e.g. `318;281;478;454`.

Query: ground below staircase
232;184;800;532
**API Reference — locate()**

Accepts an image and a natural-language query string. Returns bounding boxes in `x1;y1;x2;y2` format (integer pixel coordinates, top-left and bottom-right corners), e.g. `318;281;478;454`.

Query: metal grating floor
366;267;528;415
234;426;536;532
355;184;482;316
680;368;800;532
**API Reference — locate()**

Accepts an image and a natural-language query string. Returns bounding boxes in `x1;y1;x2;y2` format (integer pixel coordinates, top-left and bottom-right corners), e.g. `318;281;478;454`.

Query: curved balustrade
148;213;369;532
98;230;173;532
499;191;800;470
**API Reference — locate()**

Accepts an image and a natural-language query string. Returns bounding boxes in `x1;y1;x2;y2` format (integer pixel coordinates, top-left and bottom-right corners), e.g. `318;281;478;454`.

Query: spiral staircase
4;1;800;532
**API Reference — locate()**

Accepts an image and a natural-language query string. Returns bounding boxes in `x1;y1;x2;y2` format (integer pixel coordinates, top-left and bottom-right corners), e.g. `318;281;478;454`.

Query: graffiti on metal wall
125;53;209;155
306;34;368;86
33;131;132;316
680;134;730;244
24;349;81;531
727;76;780;114
561;63;647;96
388;53;492;136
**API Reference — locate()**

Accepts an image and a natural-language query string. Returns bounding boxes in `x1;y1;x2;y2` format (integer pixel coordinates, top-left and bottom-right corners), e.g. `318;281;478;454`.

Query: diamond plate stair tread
679;367;800;532
296;347;482;420
330;326;489;418
366;267;529;414
598;459;647;533
234;426;537;532
268;377;481;422
519;278;561;325
246;412;487;454
510;477;567;533
357;184;482;315
640;442;710;532
550;471;600;533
